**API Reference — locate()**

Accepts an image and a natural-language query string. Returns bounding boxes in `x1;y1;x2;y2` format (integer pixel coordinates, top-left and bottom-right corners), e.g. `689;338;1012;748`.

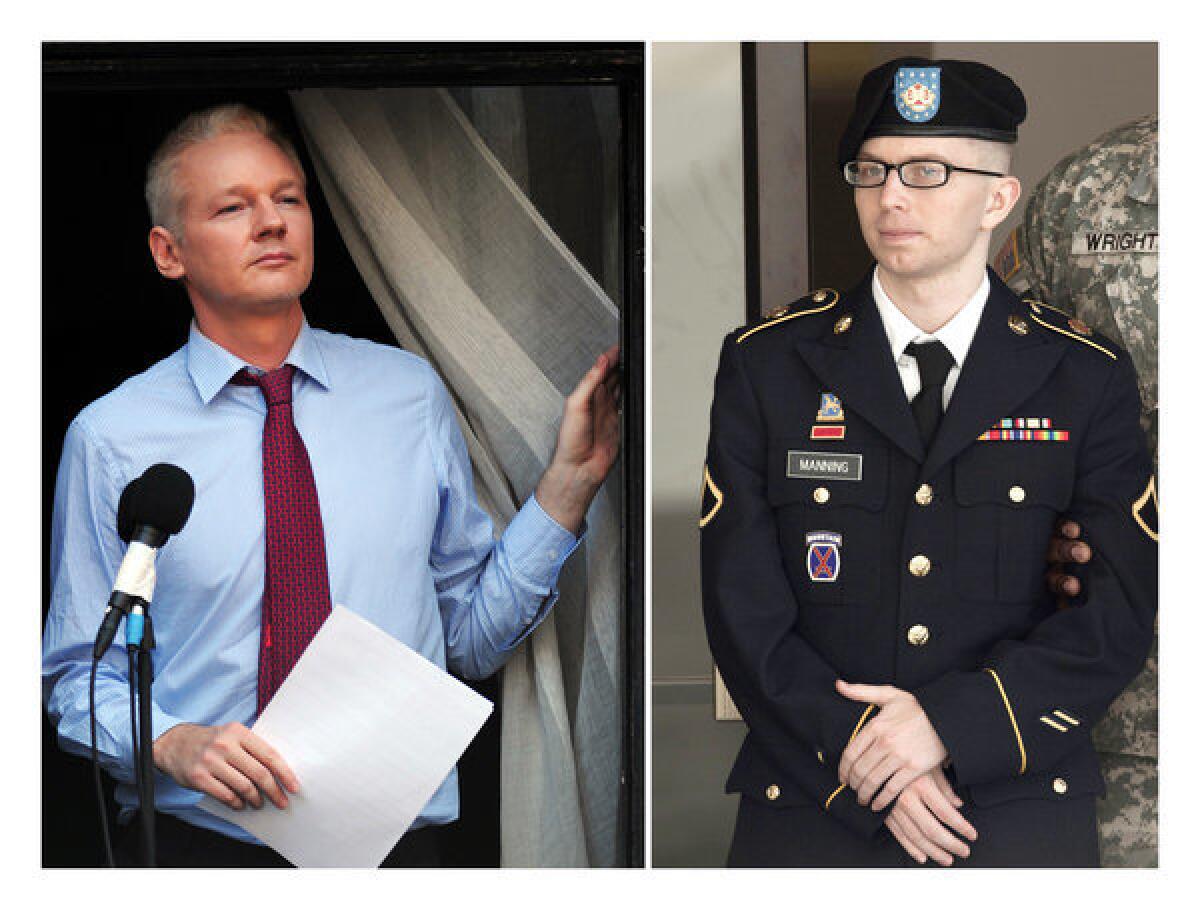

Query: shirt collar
186;317;331;404
872;267;990;369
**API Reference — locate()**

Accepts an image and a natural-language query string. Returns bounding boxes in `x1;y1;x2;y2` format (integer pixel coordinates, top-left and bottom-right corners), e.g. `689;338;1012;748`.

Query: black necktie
905;340;956;450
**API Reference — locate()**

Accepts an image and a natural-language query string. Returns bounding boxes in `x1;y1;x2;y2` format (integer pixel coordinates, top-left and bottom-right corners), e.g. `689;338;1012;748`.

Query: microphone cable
128;648;143;865
86;614;150;868
89;656;116;868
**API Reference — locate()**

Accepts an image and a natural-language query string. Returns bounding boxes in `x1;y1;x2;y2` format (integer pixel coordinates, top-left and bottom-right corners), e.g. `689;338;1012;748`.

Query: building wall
651;41;749;867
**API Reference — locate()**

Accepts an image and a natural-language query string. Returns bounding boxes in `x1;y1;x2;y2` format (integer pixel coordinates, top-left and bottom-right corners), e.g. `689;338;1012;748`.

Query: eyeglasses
843;159;1007;189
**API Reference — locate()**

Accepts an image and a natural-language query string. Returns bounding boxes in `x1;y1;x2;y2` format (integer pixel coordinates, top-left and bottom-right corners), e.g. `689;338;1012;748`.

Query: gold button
907;624;930;647
1008;485;1026;503
766;784;781;801
834;315;854;335
1052;777;1068;795
1068;317;1092;336
914;483;934;506
908;554;931;577
813;486;830;504
1008;315;1029;336
813;290;828;303
816;750;824;764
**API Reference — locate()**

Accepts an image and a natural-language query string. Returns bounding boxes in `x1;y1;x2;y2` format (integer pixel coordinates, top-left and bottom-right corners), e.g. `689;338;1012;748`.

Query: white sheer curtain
289;87;622;867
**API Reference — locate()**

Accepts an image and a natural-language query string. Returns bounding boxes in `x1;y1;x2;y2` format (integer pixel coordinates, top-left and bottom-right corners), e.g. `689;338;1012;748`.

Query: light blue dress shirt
42;320;580;844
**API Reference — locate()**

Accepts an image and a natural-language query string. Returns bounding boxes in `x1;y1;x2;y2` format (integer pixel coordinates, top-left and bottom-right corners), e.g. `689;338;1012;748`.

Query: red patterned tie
231;365;332;713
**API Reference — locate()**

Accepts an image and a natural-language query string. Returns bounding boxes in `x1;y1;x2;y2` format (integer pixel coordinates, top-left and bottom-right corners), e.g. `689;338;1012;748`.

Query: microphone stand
100;463;194;868
126;605;157;867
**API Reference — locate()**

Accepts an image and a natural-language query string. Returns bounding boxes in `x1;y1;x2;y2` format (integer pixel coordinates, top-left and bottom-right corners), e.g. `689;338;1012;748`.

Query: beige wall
651;42;749;867
652;43;747;680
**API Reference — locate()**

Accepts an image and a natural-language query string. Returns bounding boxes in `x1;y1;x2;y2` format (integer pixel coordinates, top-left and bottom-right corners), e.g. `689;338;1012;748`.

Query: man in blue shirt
42;104;621;867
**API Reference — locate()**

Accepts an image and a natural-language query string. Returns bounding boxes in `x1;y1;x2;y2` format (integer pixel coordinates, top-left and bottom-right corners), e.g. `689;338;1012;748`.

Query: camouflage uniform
996;115;1158;867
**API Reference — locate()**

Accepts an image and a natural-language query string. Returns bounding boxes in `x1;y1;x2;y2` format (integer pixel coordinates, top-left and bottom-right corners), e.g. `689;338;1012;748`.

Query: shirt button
766;784;781;801
816;750;825;764
813;486;830;504
907;624;931;647
908;554;932;577
914;484;934;506
1052;777;1069;795
1009;485;1026;503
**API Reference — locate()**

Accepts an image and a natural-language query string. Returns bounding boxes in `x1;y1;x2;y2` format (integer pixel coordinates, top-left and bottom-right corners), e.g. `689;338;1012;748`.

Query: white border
10;0;1194;904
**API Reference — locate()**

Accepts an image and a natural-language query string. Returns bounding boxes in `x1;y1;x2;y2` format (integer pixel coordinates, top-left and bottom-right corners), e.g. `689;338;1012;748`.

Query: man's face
853;136;1010;283
165;131;314;315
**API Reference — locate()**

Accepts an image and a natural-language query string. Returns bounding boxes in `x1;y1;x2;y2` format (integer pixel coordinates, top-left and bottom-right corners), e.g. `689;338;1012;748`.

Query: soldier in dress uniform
700;58;1158;867
995;115;1159;866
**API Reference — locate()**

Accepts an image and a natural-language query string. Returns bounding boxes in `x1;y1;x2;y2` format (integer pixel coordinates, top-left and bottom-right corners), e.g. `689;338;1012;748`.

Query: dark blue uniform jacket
700;268;1158;841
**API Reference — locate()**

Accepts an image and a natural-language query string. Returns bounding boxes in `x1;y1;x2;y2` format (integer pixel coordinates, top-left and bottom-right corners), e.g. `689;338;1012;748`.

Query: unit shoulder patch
1022;298;1118;361
735;288;841;344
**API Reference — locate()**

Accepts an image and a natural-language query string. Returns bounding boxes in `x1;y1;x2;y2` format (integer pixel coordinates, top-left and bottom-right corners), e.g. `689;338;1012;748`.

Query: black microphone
92;464;195;659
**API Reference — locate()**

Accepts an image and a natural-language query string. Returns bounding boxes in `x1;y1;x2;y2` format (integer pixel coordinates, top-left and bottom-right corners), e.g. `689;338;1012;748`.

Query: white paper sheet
199;605;493;867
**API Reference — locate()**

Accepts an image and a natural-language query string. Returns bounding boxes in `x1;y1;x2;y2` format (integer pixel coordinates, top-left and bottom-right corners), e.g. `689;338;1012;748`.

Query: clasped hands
834;679;977;866
827;518;1092;865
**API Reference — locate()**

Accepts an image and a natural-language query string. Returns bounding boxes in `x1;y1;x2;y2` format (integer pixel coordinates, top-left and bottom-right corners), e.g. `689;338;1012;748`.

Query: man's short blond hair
972;138;1015;172
145;104;305;237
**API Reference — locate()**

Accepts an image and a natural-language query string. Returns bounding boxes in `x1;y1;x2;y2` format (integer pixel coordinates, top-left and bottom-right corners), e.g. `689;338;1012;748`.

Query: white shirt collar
872;267;991;369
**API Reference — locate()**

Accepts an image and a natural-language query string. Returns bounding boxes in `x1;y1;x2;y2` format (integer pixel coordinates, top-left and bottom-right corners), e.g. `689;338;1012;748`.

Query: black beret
837;57;1027;166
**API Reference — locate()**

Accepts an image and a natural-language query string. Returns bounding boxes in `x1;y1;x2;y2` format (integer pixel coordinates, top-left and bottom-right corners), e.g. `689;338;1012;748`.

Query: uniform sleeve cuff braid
824;782;889;840
916;669;1025;786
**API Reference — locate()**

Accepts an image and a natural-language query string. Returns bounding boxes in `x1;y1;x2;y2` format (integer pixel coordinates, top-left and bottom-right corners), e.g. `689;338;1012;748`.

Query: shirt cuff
502;492;584;591
112;702;189;778
104;696;187;777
